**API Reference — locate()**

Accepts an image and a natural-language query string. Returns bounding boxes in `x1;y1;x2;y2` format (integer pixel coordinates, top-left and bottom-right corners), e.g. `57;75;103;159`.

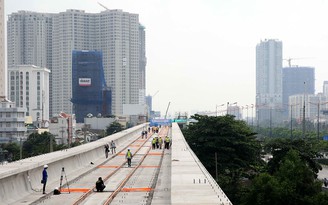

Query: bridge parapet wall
171;123;232;205
0;124;146;205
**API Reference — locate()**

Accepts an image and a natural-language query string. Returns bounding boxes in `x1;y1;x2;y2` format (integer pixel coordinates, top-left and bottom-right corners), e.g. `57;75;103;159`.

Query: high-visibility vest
127;151;132;158
165;137;170;142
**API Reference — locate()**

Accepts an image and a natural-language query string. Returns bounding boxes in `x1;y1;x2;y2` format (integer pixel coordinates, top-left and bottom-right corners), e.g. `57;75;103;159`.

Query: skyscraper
139;24;147;104
282;66;315;119
7;9;145;117
0;0;5;100
256;39;283;126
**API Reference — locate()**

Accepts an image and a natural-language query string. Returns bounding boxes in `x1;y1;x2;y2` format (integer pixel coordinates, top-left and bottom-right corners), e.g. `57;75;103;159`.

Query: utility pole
290;104;293;140
215;152;218;182
302;82;306;139
50;134;53;152
20;138;23;159
251;104;254;128
60;127;65;145
269;108;272;138
317;103;320;141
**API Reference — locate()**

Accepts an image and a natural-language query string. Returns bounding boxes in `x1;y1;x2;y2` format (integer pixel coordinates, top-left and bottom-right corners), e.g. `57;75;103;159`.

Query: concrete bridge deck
0;123;232;205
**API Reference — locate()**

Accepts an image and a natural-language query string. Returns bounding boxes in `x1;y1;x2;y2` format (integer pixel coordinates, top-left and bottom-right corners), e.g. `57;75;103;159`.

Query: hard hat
44;164;48;168
128;148;130;150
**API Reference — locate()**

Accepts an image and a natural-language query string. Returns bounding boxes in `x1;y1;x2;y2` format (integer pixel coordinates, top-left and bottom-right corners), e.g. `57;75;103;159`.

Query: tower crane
283;57;310;67
152;90;159;98
165;102;171;119
98;2;109;10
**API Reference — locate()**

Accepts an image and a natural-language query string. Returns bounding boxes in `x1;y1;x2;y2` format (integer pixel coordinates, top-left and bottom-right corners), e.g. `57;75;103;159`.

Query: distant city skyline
5;0;328;118
7;8;143;117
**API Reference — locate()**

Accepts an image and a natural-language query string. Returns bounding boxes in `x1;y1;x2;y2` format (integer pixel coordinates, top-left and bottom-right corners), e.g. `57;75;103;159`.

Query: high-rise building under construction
7;9;146;117
71;50;111;123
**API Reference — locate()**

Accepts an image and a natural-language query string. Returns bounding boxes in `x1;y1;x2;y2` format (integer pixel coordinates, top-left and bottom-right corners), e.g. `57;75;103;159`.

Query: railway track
31;126;170;205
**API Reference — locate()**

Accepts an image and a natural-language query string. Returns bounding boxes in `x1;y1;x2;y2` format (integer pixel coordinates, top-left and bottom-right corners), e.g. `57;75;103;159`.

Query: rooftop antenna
98;2;109;10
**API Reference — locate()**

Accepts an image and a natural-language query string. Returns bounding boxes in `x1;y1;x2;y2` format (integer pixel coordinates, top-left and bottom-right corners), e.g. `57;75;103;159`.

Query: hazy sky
5;0;328;118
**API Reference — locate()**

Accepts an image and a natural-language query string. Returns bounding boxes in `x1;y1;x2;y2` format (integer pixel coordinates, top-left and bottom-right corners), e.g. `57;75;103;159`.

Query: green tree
242;150;328;205
242;173;282;205
1;142;20;161
264;138;322;176
106;121;124;135
183;114;263;203
23;132;56;157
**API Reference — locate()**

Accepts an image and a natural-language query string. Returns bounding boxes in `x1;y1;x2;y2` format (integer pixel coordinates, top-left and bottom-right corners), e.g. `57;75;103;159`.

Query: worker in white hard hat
126;148;133;167
42;164;48;194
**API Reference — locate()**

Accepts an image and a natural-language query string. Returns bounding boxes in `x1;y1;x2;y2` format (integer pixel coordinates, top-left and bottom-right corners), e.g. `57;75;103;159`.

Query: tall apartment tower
282;66;315;119
7;11;54;115
0;0;5;100
7;11;54;68
256;39;283;126
8;9;143;117
139;24;147;104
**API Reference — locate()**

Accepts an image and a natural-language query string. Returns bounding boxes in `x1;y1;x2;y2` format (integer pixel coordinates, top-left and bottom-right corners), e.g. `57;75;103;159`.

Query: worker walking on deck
126;148;133;167
164;136;170;149
104;143;109;158
110;140;116;154
158;137;163;149
152;138;156;149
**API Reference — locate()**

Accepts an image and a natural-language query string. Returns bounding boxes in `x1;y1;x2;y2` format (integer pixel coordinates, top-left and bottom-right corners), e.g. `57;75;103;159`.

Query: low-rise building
0;100;27;143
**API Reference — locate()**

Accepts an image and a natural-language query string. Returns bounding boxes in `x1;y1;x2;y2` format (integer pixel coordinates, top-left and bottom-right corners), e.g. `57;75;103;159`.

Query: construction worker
41;164;48;194
104;143;109;158
110;140;116;154
95;177;106;192
164;136;170;149
126;148;133;167
155;136;159;149
158;137;163;149
152;138;156;149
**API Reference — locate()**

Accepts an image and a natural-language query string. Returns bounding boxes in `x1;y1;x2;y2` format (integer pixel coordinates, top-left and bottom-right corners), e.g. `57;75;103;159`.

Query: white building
0;0;27;144
48;114;76;145
289;94;328;122
8;65;50;124
8;9;144;117
84;117;115;130
323;81;328;97
256;39;283;126
0;101;27;143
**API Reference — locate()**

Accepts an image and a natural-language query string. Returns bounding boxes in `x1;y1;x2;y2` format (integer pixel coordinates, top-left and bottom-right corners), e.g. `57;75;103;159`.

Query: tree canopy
264;138;322;176
22;132;56;157
183;114;328;204
242;150;328;205
106;121;124;135
183;114;263;202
